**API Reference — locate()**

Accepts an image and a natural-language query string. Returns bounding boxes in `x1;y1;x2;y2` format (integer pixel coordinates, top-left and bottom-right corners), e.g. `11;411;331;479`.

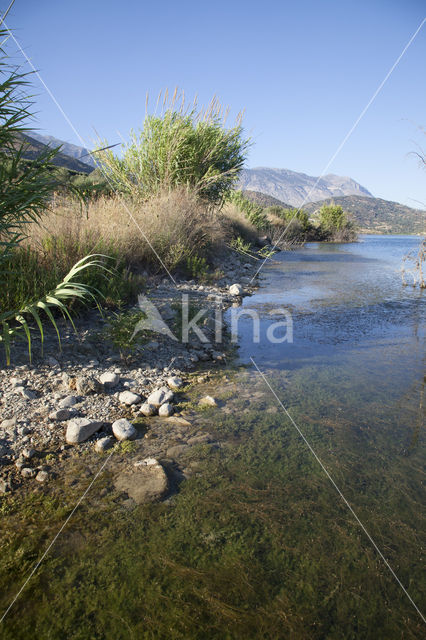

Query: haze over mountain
29;132;96;169
20;133;94;174
238;167;372;207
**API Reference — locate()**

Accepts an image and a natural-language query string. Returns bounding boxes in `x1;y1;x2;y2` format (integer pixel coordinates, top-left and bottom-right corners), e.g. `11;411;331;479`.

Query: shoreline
0;249;262;499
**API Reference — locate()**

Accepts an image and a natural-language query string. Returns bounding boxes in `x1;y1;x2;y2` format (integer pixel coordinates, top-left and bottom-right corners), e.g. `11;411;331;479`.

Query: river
1;235;425;639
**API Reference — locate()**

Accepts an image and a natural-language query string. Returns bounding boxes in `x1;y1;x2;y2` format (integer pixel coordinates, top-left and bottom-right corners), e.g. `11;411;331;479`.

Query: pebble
35;470;49;482
59;395;79;409
49;408;76;421
21;467;36;478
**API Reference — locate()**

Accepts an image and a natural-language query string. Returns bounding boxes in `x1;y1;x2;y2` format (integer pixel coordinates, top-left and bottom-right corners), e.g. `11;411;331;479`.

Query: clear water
1;236;425;639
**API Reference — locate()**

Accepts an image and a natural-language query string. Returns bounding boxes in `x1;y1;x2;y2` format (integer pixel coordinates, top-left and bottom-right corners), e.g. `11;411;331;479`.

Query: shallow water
1;235;425;639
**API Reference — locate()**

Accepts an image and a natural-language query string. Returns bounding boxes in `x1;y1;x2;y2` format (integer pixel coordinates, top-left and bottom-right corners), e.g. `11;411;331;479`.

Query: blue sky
4;0;426;208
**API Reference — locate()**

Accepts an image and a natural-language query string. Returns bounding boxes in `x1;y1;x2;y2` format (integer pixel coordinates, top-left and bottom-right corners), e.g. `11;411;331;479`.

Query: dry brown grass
219;202;260;245
27;188;227;272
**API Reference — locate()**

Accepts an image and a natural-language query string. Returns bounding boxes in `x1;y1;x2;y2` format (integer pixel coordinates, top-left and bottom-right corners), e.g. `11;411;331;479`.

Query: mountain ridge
238;166;372;207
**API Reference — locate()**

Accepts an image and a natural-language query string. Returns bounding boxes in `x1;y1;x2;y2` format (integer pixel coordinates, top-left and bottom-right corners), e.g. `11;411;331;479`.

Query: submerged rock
199;395;218;407
114;458;169;504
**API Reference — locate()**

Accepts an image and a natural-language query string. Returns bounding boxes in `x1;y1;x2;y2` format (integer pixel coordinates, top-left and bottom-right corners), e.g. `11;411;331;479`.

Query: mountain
238;167;372;207
304;195;426;235
20;133;94;174
28;132;96;169
242;190;292;209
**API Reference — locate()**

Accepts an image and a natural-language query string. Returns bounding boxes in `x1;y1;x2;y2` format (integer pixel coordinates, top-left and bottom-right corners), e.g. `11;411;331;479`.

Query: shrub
226;190;268;230
318;204;357;241
96;93;250;206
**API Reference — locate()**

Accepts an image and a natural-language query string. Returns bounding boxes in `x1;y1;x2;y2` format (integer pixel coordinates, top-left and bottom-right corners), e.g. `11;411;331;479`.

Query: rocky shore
0;251;261;501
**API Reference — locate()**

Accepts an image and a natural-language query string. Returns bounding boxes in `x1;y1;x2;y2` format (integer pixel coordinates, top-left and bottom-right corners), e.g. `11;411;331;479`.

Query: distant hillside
242;190;292;209
304;195;426;235
21;134;94;174
29;132;96;169
238;167;372;207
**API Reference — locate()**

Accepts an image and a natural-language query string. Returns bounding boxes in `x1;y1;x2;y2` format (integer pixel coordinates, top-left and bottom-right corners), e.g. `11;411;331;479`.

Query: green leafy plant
0;28;108;363
96;91;250;206
318;204;357;241
227;190;268;230
185;254;209;280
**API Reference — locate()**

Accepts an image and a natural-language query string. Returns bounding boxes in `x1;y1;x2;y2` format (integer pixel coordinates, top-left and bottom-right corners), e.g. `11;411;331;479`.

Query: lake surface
1;235;425;639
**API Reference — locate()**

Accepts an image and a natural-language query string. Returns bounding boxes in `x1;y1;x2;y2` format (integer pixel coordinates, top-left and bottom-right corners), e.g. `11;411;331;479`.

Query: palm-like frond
0;255;111;364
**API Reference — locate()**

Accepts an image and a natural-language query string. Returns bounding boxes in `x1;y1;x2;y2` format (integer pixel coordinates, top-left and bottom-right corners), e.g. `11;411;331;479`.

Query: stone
94;436;114;453
114;458;168;504
47;356;60;367
112;418;137;441
21;467;36;479
59;395;78;409
16;387;36;400
99;372;120;388
0;479;11;493
229;283;243;296
66;418;102;444
166;444;190;458
139;403;157;417
199;395;218;407
167;376;183;390
158;402;174;417
76;375;104;395
35;470;49;483
0;417;16;430
118;391;141;406
10;377;25;387
147;387;174;407
49;408;76;421
187;434;213;445
21;448;36;459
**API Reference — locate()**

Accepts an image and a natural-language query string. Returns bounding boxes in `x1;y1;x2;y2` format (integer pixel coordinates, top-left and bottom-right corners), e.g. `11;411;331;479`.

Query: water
1;236;425;639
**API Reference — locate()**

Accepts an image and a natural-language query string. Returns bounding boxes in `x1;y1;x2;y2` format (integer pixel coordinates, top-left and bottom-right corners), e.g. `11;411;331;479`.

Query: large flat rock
114;458;169;504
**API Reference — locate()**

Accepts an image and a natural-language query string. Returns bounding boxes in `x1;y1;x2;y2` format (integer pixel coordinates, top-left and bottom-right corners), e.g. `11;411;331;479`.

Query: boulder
167;376;183;390
66;418;102;444
118;391;141;406
139;403;157;417
147;387;174;407
99;372;120;388
95;436;114;453
114;458;169;504
112;418;136;441
158;402;174;417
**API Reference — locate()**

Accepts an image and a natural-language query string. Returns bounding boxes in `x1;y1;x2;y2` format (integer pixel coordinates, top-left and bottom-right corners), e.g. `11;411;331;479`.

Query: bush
318;204;357;241
96;94;250;206
265;206;311;241
226;191;268;230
